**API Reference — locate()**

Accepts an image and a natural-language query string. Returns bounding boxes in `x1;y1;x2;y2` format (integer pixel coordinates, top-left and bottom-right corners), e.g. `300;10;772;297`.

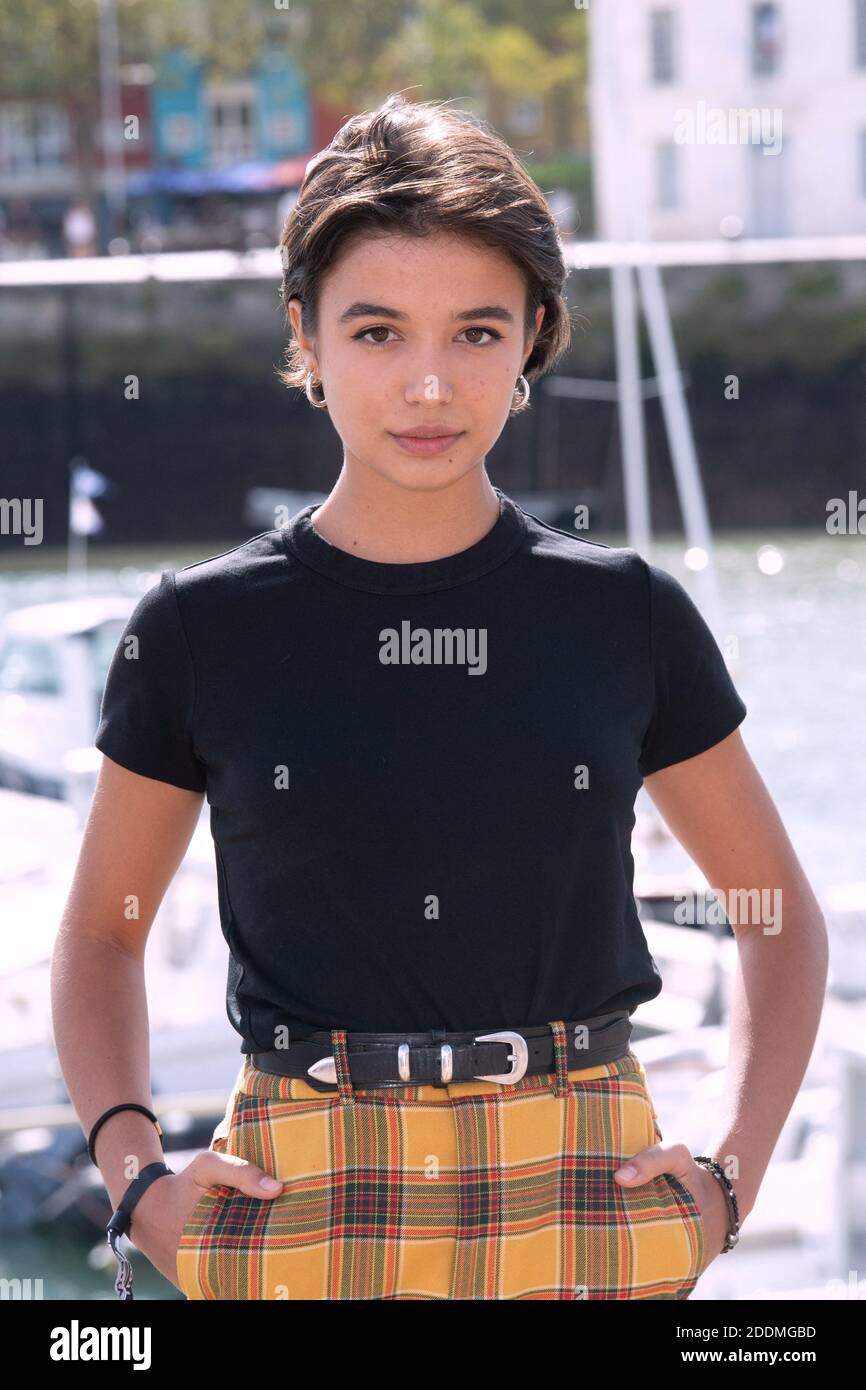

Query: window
752;3;782;76
748;137;787;236
856;0;866;67
207;86;256;164
650;9;676;84
656;143;679;208
0;102;70;174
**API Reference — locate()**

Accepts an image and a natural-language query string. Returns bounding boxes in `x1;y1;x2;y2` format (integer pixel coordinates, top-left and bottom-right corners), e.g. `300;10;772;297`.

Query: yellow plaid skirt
175;1025;704;1300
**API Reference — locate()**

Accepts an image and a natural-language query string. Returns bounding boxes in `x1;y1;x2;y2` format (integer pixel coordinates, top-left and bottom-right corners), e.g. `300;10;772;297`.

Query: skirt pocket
610;1055;705;1299
175;1183;236;1299
647;1088;706;1295
659;1169;705;1295
175;1086;244;1299
175;1082;334;1300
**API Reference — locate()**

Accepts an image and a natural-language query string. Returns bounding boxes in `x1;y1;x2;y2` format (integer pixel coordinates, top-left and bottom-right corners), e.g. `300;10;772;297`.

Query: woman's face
288;231;545;492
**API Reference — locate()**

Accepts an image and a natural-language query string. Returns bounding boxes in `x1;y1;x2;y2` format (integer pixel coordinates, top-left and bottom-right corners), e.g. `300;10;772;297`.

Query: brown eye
354;326;396;344
460;327;503;346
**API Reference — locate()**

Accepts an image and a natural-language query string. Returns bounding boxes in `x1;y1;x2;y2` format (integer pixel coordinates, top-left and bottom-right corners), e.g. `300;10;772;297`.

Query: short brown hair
277;92;573;414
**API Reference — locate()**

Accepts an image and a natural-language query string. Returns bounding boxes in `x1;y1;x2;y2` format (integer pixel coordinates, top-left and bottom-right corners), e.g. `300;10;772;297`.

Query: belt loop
330;1028;355;1105
548;1019;569;1097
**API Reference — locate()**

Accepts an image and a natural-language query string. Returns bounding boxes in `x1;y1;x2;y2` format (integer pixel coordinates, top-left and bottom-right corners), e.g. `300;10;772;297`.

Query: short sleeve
638;559;746;777
94;570;207;792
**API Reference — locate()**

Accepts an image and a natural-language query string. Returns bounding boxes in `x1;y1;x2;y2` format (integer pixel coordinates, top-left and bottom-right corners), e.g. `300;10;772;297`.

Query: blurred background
0;0;864;1301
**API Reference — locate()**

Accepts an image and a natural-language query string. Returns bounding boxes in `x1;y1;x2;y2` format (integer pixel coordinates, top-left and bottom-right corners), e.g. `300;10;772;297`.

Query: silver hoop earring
513;374;530;408
305;371;328;410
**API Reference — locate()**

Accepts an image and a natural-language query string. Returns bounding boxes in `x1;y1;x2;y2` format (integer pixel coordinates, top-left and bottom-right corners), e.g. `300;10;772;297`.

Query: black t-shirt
94;486;747;1052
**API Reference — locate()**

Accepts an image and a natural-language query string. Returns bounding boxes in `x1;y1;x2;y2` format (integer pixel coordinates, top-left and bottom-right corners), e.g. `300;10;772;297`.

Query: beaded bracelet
693;1154;741;1252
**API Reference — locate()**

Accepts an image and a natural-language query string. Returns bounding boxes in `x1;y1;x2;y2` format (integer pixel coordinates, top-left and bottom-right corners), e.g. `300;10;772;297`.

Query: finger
614;1141;689;1185
191;1151;284;1196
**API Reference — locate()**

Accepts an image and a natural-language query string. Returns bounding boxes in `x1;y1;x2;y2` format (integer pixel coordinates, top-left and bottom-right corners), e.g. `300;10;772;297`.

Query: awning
127;154;314;196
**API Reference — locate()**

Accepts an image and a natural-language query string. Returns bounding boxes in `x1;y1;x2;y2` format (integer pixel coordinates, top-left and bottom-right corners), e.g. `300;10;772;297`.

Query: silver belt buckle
473;1030;529;1084
308;1031;531;1087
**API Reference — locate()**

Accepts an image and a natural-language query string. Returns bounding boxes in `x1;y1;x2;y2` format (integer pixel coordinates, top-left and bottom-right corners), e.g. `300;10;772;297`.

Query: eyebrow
338;301;515;325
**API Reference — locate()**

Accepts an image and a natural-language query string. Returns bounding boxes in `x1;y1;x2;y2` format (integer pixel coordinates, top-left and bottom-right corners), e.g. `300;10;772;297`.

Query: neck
307;467;501;564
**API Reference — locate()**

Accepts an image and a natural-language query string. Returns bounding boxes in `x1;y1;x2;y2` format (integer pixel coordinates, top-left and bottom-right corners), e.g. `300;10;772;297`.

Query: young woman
51;93;827;1301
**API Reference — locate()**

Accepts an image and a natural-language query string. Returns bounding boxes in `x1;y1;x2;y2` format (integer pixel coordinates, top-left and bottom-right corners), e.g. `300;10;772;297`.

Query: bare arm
643;727;829;1220
50;753;284;1291
50;752;204;1212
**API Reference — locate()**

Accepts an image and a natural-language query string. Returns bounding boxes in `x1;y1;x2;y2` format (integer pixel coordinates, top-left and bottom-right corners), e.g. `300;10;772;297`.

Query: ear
288;297;318;374
287;296;304;341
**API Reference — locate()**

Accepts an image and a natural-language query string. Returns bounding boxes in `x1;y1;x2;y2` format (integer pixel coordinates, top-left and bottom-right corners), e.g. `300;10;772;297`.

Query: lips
389;429;465;457
391;428;463;439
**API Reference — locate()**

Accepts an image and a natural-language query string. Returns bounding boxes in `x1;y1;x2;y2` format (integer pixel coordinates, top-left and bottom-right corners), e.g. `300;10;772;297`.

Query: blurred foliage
0;1;275;94
789;266;842;299
696;271;749;305
0;0;586;106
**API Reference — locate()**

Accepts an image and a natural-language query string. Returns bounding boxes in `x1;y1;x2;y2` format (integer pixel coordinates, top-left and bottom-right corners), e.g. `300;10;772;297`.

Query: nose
403;365;454;405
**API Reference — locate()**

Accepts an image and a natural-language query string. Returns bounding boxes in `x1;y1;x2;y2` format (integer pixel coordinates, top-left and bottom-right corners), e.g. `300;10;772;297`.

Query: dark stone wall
2;261;865;551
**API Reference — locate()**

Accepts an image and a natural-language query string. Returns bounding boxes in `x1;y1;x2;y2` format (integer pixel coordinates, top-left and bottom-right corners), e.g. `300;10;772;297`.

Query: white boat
0;596;137;797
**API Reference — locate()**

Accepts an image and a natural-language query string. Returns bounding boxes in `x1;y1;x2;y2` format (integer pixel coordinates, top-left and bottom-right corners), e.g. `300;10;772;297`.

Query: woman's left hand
614;1142;730;1277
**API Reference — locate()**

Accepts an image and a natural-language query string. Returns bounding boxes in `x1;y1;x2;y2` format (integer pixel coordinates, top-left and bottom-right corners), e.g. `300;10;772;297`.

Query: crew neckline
280;486;527;595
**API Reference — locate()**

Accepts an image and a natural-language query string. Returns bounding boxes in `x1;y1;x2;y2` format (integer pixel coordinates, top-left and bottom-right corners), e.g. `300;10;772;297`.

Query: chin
362;451;484;492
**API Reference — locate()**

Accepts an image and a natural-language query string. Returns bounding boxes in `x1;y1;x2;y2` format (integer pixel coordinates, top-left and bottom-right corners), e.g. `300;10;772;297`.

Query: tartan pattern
548;1018;569;1096
330;1028;354;1105
175;1035;704;1300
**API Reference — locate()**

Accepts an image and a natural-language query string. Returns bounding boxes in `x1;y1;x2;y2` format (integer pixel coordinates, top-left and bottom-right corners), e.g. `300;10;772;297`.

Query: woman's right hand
128;1151;285;1288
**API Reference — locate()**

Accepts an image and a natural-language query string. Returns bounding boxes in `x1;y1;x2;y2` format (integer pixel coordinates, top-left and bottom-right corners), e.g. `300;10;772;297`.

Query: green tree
290;0;586;135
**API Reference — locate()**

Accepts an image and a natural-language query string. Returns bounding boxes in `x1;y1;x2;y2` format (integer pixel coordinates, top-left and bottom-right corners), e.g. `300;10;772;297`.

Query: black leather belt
247;1010;632;1091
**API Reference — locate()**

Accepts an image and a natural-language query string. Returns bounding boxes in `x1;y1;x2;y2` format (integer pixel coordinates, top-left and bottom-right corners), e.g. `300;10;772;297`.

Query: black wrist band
106;1160;174;1300
88;1103;163;1166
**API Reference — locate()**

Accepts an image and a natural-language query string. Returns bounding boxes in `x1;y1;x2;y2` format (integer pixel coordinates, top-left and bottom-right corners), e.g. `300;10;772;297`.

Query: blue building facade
152;44;310;170
152;50;208;168
256;45;310;161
